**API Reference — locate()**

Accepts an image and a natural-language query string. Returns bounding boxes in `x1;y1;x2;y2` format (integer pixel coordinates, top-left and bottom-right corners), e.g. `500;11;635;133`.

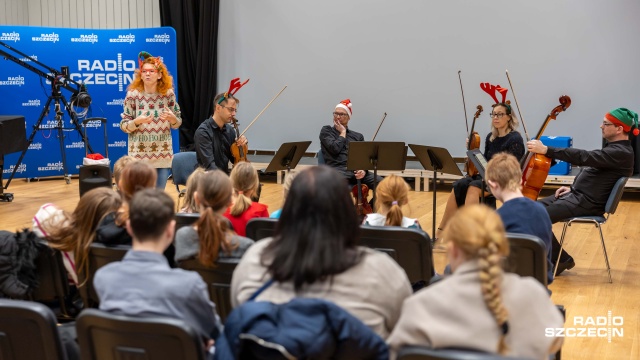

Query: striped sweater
120;89;182;168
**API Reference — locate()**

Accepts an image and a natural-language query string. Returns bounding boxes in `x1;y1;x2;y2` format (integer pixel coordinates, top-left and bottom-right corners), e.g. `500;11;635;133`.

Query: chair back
78;243;130;308
246;217;278;241
605;176;628;215
0;299;67;360
76;308;206;360
317;149;325;165
505;233;548;286
30;242;77;320
360;226;435;284
171;151;198;188
177;258;240;322
175;213;201;232
397;346;527;360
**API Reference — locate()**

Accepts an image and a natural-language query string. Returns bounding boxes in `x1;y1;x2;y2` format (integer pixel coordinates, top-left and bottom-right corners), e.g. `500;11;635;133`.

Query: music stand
467;149;489;204
409;144;463;240
346;141;407;203
265;141;311;175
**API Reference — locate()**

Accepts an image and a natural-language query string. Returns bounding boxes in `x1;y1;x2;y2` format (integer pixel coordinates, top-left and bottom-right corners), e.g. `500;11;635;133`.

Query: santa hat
605;108;640;135
335;98;353;118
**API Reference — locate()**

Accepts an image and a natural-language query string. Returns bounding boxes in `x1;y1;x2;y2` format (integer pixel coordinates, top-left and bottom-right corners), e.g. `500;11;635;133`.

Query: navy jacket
215;297;389;359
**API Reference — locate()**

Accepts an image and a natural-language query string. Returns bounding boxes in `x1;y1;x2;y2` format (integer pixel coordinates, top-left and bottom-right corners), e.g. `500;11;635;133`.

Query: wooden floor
1;174;638;360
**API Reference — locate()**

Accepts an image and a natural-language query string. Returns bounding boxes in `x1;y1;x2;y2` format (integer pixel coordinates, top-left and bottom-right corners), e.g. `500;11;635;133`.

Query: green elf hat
605;108;639;136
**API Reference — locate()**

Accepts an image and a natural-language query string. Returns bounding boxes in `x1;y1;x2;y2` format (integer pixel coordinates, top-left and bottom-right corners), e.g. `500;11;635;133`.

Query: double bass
520;96;571;200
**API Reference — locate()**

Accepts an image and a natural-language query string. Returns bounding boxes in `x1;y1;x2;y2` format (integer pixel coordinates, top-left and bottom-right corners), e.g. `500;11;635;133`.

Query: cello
458;71;483;176
520;95;571;200
351;112;387;217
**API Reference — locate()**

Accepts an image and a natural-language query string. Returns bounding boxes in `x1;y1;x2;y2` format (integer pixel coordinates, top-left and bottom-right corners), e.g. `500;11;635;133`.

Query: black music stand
265;141;312;175
0;116;28;202
346;141;407;204
409;144;463;240
466;148;489;204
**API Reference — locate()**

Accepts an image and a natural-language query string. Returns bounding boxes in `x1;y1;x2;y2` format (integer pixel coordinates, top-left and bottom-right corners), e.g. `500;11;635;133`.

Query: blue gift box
540;136;572;175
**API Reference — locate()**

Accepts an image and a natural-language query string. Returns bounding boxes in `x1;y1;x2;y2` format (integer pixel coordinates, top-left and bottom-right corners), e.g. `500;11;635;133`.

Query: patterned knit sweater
120;89;182;168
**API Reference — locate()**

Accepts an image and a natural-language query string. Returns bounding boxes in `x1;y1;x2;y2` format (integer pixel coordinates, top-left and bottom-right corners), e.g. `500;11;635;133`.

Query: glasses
489;113;506;118
141;69;157;74
333;112;348;117
223;106;238;113
602;121;618;127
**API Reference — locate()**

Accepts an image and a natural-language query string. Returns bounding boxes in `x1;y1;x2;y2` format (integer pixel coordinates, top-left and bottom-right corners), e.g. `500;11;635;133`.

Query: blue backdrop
0;26;178;180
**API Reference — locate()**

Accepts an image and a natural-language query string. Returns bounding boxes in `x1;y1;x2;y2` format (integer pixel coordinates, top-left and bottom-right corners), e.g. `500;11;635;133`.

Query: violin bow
505;70;530;141
239;85;288;137
458;70;470;136
371;112;388;141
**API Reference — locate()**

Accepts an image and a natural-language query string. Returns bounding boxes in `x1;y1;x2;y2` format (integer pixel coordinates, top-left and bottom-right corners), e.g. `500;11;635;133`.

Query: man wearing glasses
526;108;636;275
194;93;248;174
319;98;379;190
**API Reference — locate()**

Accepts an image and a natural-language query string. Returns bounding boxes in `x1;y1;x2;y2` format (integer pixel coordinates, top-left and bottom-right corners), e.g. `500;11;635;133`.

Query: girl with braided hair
388;205;564;360
174;170;253;265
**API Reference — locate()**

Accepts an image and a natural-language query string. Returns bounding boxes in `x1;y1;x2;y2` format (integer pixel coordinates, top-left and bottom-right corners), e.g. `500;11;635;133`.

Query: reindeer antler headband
138;51;163;70
480;82;511;113
218;77;250;104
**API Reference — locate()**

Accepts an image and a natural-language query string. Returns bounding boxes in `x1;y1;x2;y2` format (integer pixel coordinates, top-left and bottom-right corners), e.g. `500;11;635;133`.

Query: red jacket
224;202;269;237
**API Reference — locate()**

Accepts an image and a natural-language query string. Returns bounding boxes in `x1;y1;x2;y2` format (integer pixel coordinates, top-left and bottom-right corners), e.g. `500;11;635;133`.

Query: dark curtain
159;0;219;151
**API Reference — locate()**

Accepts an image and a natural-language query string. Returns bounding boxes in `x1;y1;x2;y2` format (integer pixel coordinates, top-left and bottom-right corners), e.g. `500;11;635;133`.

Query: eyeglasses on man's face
489;112;506;119
333;112;348;118
223;106;238;113
601;121;618;127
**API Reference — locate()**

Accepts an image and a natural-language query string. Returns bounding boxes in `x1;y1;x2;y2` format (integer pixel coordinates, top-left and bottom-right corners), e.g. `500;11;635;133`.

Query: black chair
360;225;435;285
504;232;548;286
76;308;206;360
554;176;629;283
397;346;528;360
0;299;68;360
30;242;79;321
78;243;130;309
177;258;240;323
175;212;201;231
317;149;325;165
171;151;199;211
246;217;278;241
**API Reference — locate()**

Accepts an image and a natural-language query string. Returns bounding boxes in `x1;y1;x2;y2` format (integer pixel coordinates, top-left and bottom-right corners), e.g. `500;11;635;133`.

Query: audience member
363;174;420;228
231;165;412;339
34;188;122;285
94;189;221;354
223;162;268;236
112;155;137;191
174;170;254;264
387;204;564;359
179;167;206;213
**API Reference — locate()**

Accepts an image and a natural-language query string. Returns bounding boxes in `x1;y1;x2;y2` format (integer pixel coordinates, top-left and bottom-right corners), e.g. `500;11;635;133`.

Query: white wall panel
0;0;161;29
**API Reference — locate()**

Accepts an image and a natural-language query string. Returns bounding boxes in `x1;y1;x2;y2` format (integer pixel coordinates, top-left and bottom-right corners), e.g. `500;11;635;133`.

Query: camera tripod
4;82;94;187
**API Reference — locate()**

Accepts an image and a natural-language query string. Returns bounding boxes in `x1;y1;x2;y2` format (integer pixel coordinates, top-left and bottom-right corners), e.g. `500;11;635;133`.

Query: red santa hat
335;98;353;118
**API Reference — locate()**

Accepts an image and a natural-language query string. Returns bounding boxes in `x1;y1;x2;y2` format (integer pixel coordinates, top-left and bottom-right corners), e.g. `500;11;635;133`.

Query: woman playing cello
435;83;525;242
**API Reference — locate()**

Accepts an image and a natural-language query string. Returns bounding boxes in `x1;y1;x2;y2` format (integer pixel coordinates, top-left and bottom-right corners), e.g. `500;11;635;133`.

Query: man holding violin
526;107;636;275
195;92;248;174
319;99;379;190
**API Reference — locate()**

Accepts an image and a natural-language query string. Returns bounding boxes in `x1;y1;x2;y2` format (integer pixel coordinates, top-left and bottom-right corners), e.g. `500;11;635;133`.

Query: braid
478;230;510;355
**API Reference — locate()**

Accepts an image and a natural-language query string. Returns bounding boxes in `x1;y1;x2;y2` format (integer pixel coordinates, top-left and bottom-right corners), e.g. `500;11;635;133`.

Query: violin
230;117;249;163
521;95;572;200
464;105;483;176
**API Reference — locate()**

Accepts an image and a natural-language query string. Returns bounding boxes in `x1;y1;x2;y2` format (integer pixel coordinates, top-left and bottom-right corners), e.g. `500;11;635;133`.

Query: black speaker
79;165;112;197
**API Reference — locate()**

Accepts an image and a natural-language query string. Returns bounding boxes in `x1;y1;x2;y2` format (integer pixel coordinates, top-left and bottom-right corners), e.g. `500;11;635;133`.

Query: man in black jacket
527;107;637;274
